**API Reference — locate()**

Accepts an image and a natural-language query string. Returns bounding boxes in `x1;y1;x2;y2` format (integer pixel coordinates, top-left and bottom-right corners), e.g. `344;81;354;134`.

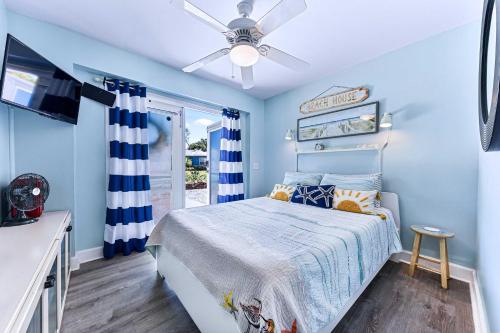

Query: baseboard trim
391;251;489;333
70;246;103;271
470;270;491;333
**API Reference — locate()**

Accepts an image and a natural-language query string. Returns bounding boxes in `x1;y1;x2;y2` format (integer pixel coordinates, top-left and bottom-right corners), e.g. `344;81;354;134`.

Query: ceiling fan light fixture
229;44;260;67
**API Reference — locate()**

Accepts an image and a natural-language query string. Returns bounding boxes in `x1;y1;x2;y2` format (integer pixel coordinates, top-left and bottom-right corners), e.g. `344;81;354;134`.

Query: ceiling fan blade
182;48;230;72
241;66;254;90
170;0;228;33
258;45;309;71
256;0;307;36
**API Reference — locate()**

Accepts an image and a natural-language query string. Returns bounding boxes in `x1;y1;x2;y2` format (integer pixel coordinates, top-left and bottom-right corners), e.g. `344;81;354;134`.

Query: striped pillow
283;172;324;186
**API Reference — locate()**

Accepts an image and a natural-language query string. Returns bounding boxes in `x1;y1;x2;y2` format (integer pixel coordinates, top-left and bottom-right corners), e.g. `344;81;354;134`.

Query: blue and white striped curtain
218;109;244;203
104;80;154;259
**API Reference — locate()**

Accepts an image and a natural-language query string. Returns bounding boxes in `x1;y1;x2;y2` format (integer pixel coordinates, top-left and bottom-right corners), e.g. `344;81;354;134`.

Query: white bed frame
156;192;400;333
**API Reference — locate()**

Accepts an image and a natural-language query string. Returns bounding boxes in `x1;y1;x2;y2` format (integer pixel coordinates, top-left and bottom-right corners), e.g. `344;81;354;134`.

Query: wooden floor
61;252;473;333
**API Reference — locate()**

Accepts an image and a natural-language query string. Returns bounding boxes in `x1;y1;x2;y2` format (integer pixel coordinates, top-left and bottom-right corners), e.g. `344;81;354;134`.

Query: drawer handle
44;274;56;289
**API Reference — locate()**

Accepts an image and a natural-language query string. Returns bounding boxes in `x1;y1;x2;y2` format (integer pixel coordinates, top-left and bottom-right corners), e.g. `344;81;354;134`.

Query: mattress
147;197;402;333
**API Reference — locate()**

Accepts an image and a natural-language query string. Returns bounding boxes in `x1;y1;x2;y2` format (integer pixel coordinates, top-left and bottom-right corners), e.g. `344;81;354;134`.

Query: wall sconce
284;129;295;141
380;113;393;128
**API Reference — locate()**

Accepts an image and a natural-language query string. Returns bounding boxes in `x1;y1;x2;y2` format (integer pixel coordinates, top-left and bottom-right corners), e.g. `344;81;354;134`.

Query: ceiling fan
171;0;310;89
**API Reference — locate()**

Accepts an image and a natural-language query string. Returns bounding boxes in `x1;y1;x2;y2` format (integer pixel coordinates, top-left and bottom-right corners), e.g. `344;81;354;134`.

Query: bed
147;192;402;333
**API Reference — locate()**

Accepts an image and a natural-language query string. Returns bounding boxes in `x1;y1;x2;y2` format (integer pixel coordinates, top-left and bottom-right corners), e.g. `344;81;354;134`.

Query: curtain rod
93;76;143;88
92;76;240;114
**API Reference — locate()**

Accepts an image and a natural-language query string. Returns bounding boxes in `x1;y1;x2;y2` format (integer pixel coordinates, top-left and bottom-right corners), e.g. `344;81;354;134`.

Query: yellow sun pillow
269;184;296;202
333;188;378;215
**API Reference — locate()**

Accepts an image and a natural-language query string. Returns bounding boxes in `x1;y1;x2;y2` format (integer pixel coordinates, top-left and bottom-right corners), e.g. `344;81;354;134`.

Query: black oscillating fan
1;173;50;227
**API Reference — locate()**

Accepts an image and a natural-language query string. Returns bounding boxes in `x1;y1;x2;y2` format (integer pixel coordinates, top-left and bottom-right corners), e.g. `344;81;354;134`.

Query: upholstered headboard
381;192;400;230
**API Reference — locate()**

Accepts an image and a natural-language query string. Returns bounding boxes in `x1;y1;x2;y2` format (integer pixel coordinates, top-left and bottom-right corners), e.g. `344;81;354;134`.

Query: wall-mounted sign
299;87;369;114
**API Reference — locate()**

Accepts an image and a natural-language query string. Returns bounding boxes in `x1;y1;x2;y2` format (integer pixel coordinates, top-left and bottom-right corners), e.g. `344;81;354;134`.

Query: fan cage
8;173;50;211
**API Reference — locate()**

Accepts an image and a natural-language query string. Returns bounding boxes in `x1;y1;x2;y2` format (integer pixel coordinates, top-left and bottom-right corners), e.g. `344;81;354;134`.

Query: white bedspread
147;197;402;333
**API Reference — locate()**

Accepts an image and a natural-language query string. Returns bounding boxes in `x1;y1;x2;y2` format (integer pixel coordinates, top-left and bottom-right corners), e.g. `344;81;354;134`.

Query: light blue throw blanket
148;197;402;333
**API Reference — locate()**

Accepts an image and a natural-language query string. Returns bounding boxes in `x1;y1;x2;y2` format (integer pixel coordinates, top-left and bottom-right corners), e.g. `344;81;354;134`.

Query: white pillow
320;173;382;192
283;172;324;186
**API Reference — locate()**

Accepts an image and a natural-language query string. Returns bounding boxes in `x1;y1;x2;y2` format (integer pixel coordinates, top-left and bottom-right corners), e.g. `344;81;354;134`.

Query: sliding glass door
147;99;183;222
146;95;248;210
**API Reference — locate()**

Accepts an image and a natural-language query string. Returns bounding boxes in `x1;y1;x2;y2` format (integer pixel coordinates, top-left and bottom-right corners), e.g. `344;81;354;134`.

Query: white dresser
0;211;72;333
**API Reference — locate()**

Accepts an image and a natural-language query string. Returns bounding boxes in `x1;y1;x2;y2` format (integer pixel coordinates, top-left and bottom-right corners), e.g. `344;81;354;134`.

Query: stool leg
445;240;450;279
409;233;422;277
440;239;449;289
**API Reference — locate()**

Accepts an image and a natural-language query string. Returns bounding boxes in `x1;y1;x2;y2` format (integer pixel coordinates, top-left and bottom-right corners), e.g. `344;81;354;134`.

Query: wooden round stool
408;225;455;289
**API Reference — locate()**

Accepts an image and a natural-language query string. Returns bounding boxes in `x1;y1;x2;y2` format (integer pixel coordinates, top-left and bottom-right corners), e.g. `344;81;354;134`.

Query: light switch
252;162;260;170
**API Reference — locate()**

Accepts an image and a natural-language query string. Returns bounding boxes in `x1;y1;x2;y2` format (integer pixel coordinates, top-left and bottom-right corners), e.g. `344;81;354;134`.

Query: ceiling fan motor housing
226;18;262;47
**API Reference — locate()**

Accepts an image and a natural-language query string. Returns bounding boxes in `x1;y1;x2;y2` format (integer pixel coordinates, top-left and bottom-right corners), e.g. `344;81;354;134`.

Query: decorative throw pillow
333;188;378;215
269;184;296;202
290;185;336;209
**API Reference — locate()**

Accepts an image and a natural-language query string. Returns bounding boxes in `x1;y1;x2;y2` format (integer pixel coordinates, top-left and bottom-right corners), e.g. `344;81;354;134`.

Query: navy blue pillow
290;185;336;209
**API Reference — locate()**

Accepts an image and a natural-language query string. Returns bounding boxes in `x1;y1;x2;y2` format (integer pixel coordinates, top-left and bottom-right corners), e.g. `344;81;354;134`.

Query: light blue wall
5;10;265;252
263;23;480;267
72;69;106;252
0;0;10;219
477;151;500;332
12;112;75;212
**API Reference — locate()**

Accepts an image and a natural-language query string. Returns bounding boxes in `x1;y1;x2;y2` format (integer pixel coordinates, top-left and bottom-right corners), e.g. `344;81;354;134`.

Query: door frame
145;93;222;208
146;93;184;210
207;121;222;205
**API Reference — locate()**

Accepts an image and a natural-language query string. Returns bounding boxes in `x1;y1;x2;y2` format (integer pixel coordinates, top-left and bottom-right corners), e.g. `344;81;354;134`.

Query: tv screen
0;34;82;124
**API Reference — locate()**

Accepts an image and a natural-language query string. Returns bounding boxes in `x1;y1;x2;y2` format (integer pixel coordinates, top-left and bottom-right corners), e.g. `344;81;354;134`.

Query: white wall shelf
295;143;386;173
296;144;381;155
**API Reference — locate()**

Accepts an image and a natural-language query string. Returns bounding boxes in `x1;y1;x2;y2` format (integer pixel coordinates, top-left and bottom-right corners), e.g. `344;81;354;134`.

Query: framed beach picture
297;102;379;142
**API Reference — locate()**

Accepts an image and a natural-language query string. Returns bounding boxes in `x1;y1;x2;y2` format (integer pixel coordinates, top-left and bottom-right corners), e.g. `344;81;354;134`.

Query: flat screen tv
0;34;82;125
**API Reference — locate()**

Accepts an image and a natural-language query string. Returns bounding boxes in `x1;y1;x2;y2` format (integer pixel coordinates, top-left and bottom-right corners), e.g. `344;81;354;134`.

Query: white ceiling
5;0;482;99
